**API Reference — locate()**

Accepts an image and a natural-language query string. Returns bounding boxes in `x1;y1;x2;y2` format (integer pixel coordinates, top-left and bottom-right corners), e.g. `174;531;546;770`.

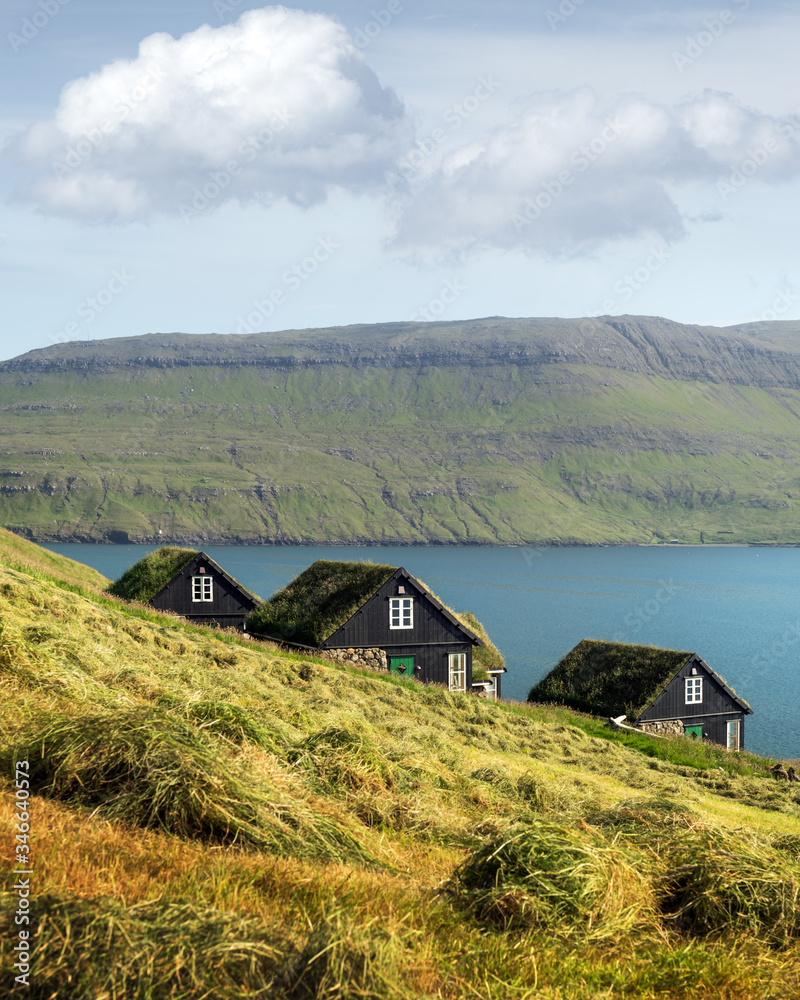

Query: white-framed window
726;720;740;751
685;676;703;704
449;652;466;692
389;597;413;629
192;575;213;602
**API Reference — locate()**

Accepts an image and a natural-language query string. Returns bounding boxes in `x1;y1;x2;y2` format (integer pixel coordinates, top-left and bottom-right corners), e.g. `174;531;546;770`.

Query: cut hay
450;819;653;940
659;828;800;943
1;708;379;865
0;892;281;1000
288;726;397;795
275;909;410;999
1;707;266;846
185;700;288;751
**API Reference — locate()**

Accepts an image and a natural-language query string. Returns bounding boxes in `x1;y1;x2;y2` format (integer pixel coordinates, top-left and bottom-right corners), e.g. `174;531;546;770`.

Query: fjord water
45;543;800;760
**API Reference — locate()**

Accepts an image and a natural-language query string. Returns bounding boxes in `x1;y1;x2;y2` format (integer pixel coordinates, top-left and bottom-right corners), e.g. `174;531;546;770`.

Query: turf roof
108;547;198;603
245;560;500;660
527;639;695;720
246;560;398;647
453;612;504;676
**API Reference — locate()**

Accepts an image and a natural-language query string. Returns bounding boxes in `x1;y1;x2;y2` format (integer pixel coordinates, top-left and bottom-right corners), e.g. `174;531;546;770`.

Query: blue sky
1;0;798;361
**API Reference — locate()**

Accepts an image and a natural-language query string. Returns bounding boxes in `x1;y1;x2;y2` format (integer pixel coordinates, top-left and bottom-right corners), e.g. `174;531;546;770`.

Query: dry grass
1;551;800;998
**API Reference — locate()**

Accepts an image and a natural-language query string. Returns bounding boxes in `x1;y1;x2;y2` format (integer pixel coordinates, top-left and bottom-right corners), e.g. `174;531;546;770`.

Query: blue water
42;543;800;760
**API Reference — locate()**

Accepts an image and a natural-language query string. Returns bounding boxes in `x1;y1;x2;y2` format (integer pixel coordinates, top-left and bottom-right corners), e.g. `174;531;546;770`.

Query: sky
1;0;799;361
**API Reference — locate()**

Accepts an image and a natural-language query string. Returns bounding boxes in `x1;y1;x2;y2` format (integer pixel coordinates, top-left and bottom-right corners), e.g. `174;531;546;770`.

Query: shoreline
26;535;800;549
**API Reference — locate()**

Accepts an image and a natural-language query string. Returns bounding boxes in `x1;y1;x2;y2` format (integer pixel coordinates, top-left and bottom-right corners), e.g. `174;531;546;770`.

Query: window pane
389;597;413;628
449;653;466;692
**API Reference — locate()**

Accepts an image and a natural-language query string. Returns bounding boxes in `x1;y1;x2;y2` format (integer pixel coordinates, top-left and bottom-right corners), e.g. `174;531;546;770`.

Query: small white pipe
608;714;666;739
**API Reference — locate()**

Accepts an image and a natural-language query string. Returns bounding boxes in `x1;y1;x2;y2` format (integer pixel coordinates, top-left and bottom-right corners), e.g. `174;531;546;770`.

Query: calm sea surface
43;543;800;760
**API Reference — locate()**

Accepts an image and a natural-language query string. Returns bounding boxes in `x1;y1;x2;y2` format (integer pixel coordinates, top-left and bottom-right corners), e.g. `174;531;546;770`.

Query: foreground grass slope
1;540;800;998
4;317;800;544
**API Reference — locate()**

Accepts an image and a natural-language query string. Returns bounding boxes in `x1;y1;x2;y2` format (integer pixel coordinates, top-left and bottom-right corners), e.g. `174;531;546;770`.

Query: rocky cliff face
4;315;800;546
5;315;800;388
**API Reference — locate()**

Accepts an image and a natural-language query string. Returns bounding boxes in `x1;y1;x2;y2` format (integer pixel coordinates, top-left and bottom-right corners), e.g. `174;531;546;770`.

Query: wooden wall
324;572;475;687
150;555;257;628
638;654;748;748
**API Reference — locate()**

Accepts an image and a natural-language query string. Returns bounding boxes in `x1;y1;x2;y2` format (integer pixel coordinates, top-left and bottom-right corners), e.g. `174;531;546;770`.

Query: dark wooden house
109;547;260;629
528;639;752;749
246;560;506;695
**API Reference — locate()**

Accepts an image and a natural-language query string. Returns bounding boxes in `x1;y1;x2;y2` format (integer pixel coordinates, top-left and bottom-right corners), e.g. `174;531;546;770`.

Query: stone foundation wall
638;720;684;737
323;647;389;672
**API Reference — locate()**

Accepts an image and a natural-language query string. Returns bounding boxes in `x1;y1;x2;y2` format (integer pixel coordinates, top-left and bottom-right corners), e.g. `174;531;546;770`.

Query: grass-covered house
246;560;506;696
528;639;752;749
109;547;261;629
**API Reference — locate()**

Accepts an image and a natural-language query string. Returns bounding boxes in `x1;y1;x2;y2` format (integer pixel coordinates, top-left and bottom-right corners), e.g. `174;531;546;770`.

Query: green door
389;656;414;677
685;725;703;741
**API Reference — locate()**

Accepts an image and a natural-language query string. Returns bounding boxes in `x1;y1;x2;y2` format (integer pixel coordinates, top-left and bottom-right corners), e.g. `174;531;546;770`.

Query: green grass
5;319;800;544
1;537;800;998
108;545;196;602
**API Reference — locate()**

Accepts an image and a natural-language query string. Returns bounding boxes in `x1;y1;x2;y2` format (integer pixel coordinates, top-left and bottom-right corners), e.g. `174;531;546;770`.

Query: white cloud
390;87;800;257
9;6;411;221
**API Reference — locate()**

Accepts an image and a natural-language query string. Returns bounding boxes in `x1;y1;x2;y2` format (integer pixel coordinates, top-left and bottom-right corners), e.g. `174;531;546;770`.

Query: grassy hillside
4;316;800;544
0;523;108;589
1;538;800;998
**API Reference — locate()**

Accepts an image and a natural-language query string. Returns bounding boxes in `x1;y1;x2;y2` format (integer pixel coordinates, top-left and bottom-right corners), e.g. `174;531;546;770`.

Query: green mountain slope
4;315;800;544
1;539;799;998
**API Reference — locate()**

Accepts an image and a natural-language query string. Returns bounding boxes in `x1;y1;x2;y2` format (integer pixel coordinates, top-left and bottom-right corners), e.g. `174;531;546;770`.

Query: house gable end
150;553;259;618
637;654;747;722
323;569;480;649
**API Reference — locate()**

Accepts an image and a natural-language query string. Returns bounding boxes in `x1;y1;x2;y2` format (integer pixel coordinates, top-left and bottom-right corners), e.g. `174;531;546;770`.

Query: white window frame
449;652;466;692
389;597;413;630
685;677;703;704
192;575;213;603
726;719;740;751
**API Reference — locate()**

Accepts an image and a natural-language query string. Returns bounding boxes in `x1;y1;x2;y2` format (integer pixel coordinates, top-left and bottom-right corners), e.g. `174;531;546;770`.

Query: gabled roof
246;560;397;647
108;547;261;606
245;560;488;651
453;611;504;675
527;639;751;720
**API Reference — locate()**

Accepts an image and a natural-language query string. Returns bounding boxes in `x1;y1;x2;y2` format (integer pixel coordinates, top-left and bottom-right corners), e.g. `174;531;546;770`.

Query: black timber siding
322;573;475;688
150;555;257;628
637;654;747;748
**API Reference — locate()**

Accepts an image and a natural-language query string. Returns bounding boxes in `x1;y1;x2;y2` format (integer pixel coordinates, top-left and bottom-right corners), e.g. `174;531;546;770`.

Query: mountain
3;315;800;544
1;534;798;998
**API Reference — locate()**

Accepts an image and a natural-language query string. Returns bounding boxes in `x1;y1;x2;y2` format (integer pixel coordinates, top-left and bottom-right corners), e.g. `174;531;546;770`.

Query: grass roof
454;612;504;676
527;639;693;720
246;561;503;664
108;547;198;603
246;560;397;647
